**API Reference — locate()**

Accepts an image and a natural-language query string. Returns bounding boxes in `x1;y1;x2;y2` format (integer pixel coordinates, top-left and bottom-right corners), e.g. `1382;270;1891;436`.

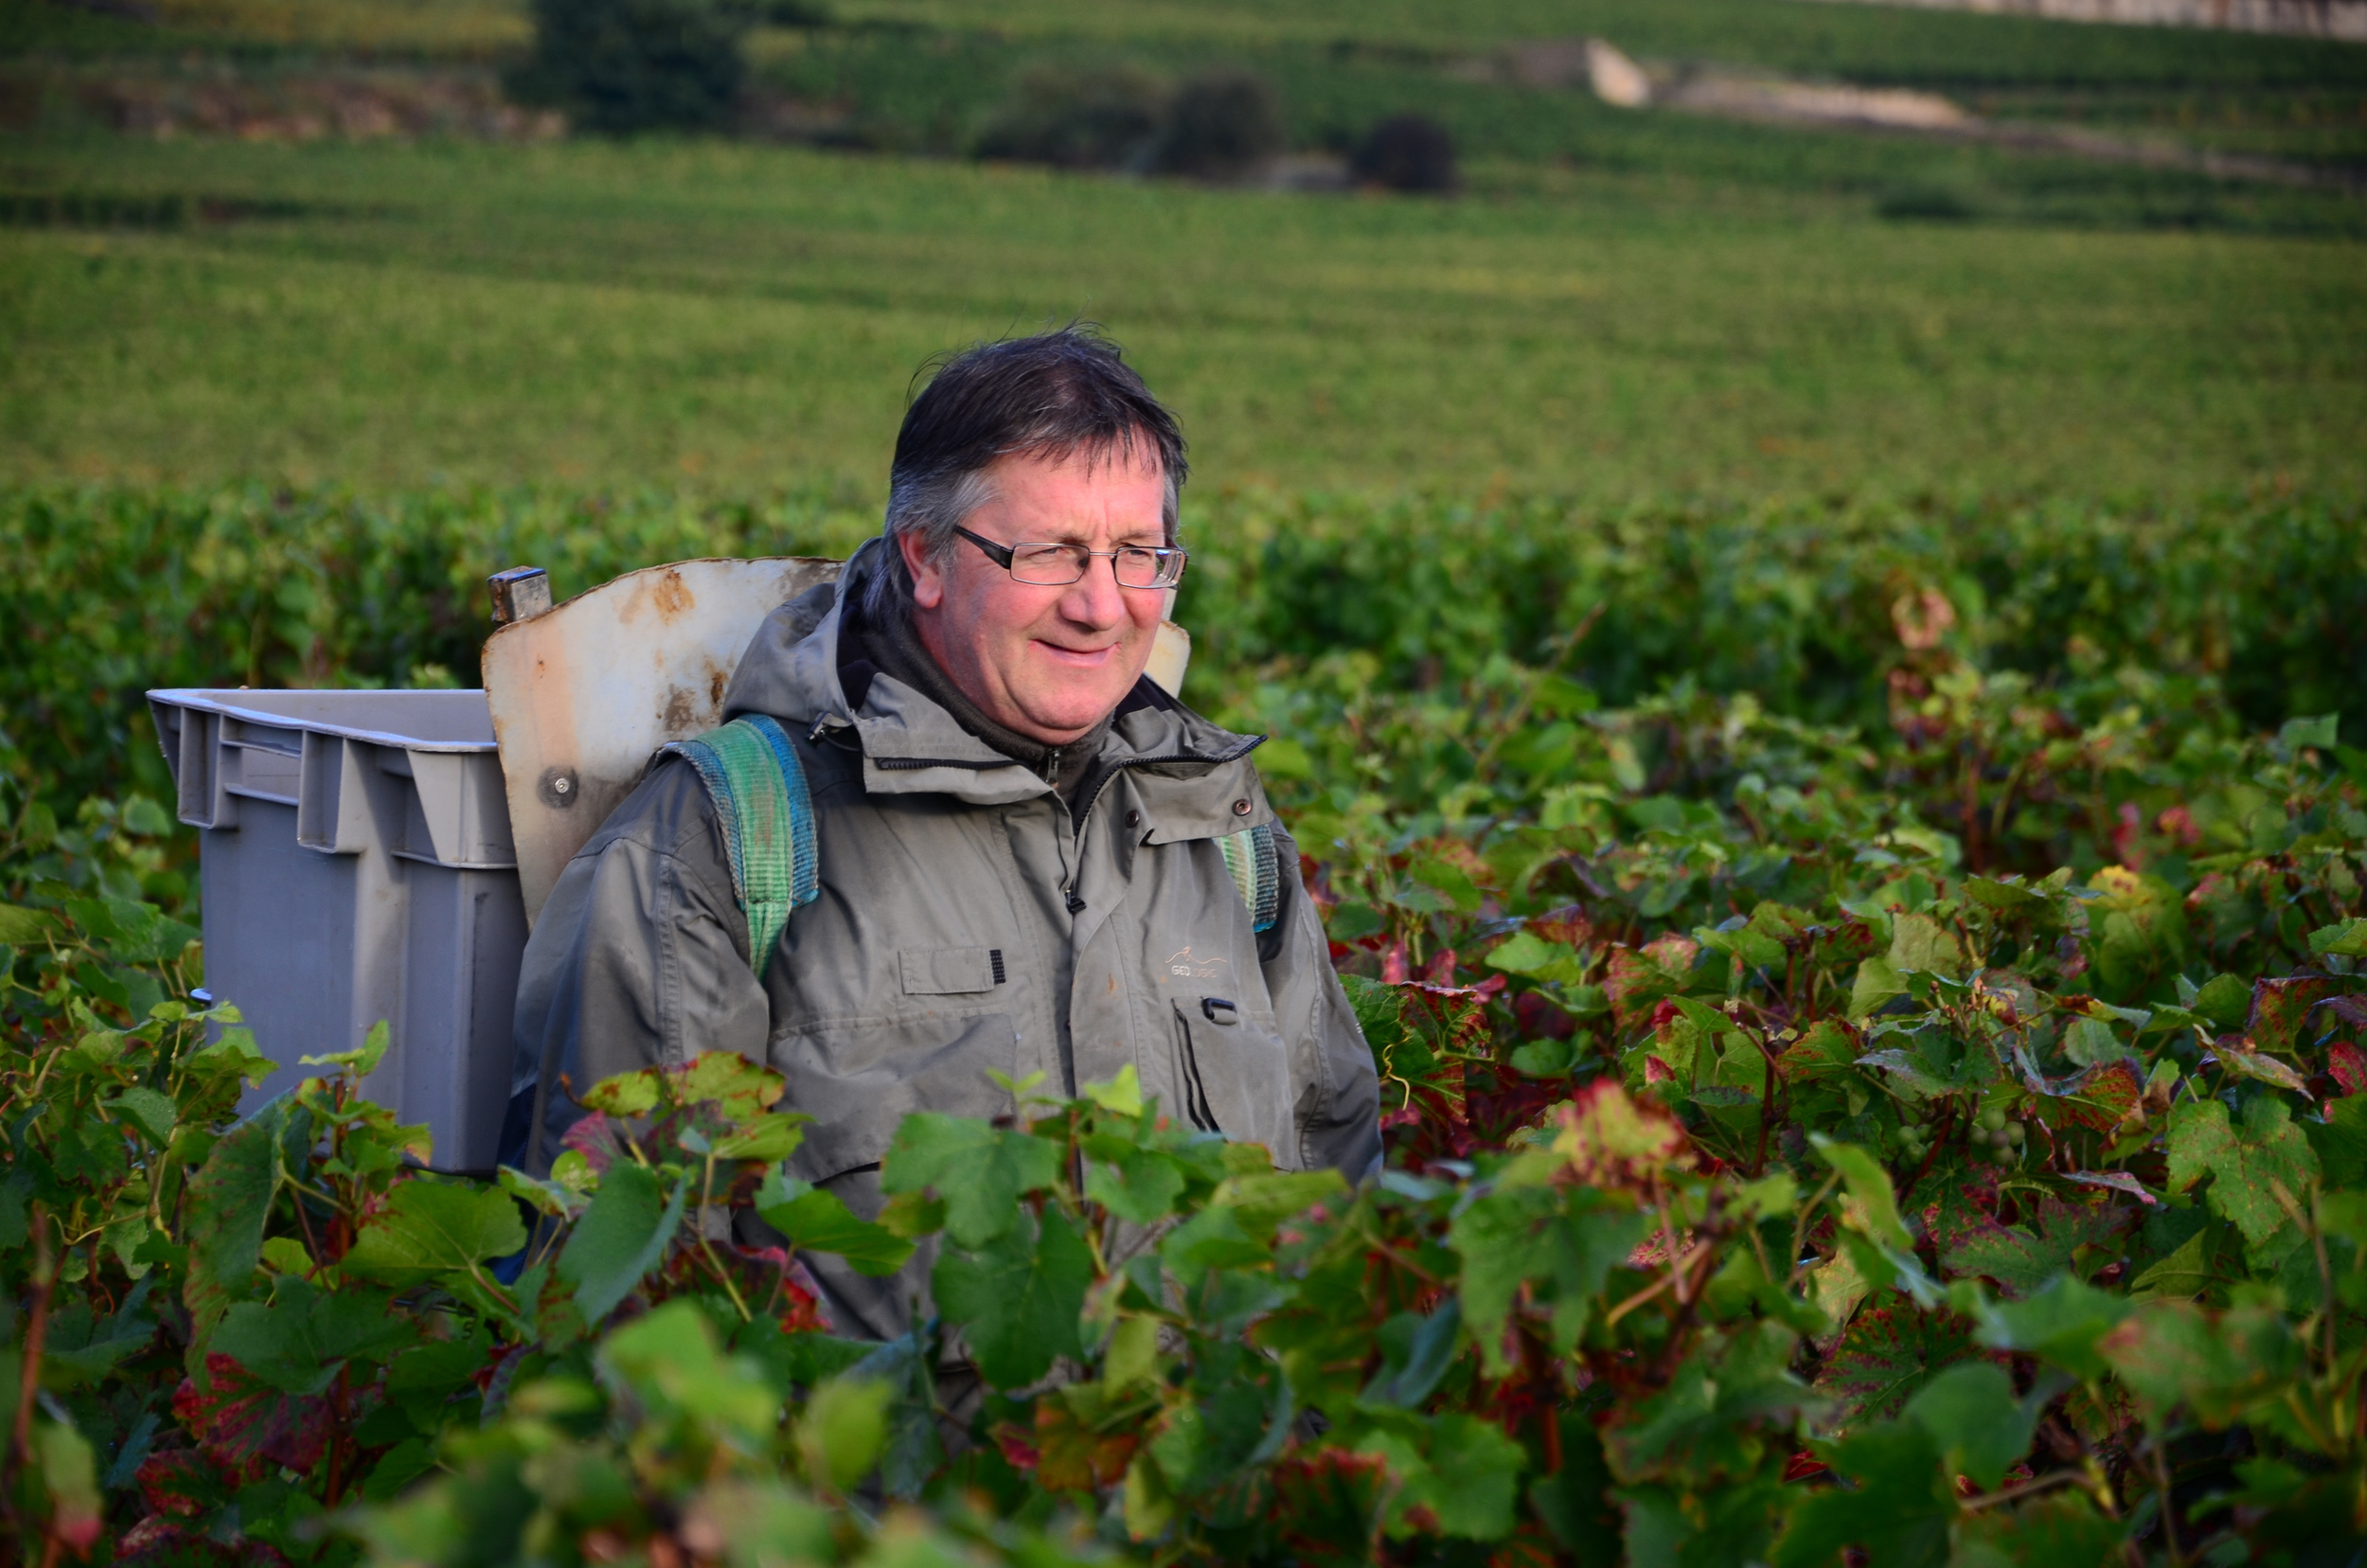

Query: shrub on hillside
971;62;1167;170
1150;68;1283;179
1353;111;1457;192
974;62;1285;180
507;0;753;136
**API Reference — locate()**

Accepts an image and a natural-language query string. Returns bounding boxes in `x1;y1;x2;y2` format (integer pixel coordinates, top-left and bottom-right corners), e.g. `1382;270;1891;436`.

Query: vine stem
1956;1468;2087;1512
6;1203;58;1556
10;1204;54;1470
1785;1173;1842;1293
695;1153;753;1324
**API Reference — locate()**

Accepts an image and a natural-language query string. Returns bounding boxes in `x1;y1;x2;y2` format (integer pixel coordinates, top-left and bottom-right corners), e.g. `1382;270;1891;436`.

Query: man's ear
900;526;947;611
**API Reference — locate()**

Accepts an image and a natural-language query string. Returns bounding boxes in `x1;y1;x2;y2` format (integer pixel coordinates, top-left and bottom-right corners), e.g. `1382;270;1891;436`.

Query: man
509;328;1381;1340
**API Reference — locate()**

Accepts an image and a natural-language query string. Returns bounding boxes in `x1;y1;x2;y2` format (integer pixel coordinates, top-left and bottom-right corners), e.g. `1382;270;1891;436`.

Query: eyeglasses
954;526;1187;590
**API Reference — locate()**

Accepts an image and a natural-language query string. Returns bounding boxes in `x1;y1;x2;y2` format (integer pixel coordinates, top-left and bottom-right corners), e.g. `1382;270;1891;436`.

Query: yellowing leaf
1887;913;1966;980
1547;1078;1692;1191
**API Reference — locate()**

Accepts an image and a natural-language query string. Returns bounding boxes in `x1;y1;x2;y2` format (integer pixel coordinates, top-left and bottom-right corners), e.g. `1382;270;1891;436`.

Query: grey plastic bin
147;688;525;1173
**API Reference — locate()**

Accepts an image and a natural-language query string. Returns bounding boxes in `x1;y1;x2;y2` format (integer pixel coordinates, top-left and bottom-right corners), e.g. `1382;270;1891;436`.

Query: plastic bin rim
148;688;496;754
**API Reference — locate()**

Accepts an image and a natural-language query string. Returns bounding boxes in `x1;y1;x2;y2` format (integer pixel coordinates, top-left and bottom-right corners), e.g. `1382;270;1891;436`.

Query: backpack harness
665;715;1281;980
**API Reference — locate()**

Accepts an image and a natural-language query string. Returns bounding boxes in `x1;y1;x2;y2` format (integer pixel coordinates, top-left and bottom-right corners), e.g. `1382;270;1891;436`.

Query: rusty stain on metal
651;570;694;621
483;557;842;924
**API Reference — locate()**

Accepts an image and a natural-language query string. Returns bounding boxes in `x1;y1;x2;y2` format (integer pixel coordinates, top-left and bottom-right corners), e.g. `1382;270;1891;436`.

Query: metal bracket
488;566;554;626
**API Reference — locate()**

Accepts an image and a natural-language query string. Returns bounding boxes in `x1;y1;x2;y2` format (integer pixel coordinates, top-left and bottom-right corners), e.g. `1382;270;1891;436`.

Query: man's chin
1010;682;1130;742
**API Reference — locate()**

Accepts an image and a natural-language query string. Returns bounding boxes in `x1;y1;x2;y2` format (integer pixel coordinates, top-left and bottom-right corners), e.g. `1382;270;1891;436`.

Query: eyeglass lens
1009;543;1184;588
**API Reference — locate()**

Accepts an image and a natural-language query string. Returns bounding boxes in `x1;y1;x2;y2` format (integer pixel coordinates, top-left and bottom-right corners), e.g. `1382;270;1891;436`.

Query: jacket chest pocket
1170;997;1294;1166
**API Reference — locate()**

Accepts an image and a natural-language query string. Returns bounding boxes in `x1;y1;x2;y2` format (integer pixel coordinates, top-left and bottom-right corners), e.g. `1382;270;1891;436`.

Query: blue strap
662;715;818;980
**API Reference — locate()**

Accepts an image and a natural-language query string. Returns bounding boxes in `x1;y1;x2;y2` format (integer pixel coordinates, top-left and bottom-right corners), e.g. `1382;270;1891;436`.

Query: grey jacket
509;541;1381;1336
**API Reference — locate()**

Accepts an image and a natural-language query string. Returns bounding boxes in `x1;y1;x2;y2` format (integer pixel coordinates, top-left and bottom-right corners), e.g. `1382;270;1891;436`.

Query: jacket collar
722;536;1263;809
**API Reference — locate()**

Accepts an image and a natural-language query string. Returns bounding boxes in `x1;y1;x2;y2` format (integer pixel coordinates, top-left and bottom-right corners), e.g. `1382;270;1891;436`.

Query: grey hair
859;327;1189;625
863;452;1180;624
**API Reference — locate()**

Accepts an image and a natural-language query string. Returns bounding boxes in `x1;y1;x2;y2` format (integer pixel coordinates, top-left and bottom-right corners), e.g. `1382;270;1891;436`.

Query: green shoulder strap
1218;822;1283;935
662;714;818;980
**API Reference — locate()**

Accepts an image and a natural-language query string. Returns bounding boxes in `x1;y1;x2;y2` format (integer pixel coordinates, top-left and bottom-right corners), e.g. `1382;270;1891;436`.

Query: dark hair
867;327;1187;617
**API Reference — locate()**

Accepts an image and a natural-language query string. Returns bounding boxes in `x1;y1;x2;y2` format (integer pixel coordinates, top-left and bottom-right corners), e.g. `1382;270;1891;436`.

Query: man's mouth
1033;640;1118;668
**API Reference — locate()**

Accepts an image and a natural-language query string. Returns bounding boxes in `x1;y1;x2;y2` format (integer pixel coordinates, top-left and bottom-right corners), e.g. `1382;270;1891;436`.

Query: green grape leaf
2165;1094;2318;1255
2098;1299;2305;1427
105;1086;178;1146
1971;1274;2128;1381
1451;1185;1648;1375
1951;1491;2125;1567
1809;1135;1911;1252
0;902;62;945
598;1301;779;1439
1903;1363;2038;1491
1849;955;1907;1020
183;1098;303;1332
711;1113;810;1163
210;1283;416;1396
1084;1147;1188;1224
881;1113;1062;1249
557;1161;686;1324
2309;1094;2367;1192
756;1167;915;1278
1813;1303;1975;1427
2188;973;2252;1027
1887;913;1967;980
1771;1420;1952;1568
794;1377;891;1493
1937;1200;2135;1299
1414;1413;1527;1541
933;1208;1091;1389
343;1180;527;1285
2127;1228;2221;1302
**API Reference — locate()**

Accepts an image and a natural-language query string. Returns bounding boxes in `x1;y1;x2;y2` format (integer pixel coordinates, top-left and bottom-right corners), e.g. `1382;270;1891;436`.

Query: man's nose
1057;556;1130;627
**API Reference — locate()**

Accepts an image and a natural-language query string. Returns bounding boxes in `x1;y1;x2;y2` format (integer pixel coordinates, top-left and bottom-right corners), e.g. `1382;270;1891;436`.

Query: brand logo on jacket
1166;947;1230;981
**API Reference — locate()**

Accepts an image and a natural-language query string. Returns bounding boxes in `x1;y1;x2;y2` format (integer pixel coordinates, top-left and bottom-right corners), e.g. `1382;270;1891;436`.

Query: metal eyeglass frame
952;526;1188;589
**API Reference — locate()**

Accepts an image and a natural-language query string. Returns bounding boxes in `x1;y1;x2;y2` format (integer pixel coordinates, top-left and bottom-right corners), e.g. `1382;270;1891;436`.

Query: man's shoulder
574;754;727;872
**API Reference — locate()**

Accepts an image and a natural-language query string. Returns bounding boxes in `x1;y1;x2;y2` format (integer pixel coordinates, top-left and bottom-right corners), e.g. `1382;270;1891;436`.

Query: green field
5;134;2363;502
7;0;2363;504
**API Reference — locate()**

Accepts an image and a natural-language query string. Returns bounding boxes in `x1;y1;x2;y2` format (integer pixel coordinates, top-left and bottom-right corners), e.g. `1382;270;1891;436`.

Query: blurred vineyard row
4;481;2358;820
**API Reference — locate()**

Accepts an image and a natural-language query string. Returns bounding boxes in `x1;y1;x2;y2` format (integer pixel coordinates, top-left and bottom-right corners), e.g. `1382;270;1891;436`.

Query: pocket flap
899;946;1002;995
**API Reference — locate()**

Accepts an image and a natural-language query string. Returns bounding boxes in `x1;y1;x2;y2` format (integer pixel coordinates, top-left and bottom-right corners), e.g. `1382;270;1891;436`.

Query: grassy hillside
836;0;2367;87
15;0;2362;84
4;134;2362;502
3;0;2361;501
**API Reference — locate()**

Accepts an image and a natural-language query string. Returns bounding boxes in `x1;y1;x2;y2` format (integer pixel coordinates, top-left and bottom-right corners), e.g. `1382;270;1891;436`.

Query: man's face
903;445;1169;746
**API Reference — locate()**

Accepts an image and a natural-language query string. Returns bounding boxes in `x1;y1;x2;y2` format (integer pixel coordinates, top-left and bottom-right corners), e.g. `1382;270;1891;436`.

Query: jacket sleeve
505;758;771;1171
1262;824;1384;1184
